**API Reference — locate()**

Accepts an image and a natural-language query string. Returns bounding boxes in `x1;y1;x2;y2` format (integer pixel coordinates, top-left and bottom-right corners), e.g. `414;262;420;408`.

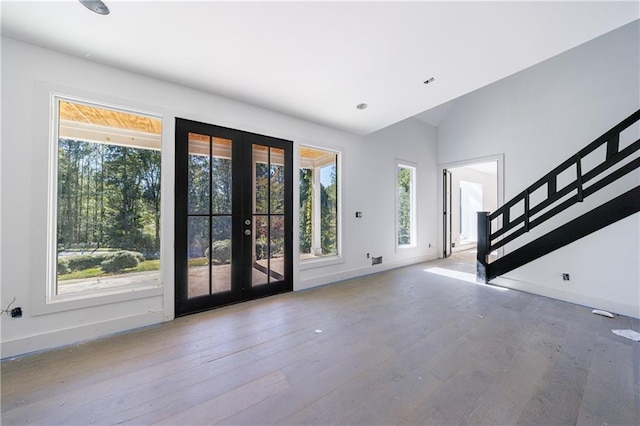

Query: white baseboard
492;276;640;319
1;311;164;359
296;254;435;291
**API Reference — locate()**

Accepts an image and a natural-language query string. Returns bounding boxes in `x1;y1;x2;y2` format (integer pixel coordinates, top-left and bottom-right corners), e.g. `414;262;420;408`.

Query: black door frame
175;118;293;316
442;169;452;258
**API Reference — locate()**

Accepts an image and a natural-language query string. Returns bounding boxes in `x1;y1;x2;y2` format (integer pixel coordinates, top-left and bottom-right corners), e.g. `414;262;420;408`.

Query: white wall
0;38;439;357
298;117;440;288
438;20;640;318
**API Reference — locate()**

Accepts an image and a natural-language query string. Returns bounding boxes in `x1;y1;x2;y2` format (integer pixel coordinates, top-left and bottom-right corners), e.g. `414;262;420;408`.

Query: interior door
443;169;452;258
175;118;292;316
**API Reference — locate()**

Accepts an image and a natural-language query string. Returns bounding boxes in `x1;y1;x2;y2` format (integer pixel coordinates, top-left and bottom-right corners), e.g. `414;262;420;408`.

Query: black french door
175;118;293;316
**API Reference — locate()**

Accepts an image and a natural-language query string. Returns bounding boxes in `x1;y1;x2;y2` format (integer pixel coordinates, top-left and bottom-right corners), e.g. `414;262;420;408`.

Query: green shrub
254;238;283;260
57;257;71;275
204;239;231;265
124;251;145;263
67;254;108;271
60;250;145;273
100;251;139;273
255;237;267;260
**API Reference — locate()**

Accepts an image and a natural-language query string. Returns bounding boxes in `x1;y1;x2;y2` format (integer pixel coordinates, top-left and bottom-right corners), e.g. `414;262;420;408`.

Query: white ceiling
2;1;638;135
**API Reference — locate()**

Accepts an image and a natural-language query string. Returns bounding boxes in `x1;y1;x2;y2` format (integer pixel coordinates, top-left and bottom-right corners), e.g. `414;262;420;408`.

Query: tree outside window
397;162;416;247
52;98;162;297
299;147;339;259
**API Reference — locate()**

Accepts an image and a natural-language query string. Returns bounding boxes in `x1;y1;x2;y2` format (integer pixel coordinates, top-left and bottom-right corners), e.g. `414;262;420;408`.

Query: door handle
244;229;251;236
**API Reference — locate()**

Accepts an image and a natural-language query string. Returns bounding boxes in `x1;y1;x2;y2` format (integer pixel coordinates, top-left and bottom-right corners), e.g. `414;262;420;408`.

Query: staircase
477;110;640;283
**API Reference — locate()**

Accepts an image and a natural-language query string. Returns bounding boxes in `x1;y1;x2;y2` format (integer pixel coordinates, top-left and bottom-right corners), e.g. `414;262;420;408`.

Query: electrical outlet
366;253;370;258
10;307;22;318
562;273;570;281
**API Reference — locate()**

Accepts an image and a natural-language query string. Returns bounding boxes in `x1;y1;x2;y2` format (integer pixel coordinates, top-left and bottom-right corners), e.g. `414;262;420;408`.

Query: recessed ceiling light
424;77;435;85
79;0;110;15
356;103;368;110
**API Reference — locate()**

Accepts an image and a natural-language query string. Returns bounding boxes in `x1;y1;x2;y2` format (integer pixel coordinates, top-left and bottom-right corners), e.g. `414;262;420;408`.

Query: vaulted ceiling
2;1;638;135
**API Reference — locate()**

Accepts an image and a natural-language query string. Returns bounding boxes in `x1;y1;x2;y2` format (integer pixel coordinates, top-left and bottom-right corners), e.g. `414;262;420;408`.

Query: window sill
299;255;344;271
398;244;417;249
32;284;163;316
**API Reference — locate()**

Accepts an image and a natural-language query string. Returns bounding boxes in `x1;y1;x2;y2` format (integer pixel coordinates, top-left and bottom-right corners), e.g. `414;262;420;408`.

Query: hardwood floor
2;258;639;425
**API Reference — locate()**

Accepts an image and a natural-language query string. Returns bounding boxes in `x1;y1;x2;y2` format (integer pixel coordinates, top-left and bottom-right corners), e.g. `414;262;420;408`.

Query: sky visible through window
321;164;335;187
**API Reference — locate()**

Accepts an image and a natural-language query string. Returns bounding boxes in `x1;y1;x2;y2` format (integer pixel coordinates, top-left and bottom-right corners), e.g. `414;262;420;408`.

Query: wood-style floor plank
2;254;639;425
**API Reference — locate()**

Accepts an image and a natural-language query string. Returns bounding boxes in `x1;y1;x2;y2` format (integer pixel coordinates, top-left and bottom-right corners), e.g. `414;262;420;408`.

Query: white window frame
299;145;342;269
40;93;164;312
396;160;417;249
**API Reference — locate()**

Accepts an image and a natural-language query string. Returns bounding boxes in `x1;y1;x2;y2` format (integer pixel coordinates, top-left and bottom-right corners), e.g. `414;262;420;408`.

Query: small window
50;97;162;300
397;162;416;247
299;146;339;260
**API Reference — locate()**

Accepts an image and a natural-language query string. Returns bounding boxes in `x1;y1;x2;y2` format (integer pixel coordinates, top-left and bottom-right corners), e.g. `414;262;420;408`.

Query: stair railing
477;109;640;282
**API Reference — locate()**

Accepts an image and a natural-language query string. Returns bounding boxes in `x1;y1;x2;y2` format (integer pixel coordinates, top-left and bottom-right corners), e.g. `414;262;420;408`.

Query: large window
50;97;162;299
299;146;339;260
397;162;416;247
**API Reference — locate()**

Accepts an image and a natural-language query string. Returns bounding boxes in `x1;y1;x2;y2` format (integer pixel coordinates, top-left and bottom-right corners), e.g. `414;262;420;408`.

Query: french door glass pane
270;215;285;278
211;216;232;294
211;137;232;215
270;148;285;214
187;216;209;298
187;133;233;298
188;133;210;215
254;145;269;214
252;215;269;286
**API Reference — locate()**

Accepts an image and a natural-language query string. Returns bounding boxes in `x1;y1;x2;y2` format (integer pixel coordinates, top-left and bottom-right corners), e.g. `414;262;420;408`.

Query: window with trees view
51;98;162;297
299;146;339;260
397;162;416;247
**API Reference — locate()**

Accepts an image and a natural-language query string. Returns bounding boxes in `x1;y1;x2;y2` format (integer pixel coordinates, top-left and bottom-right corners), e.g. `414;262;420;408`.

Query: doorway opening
442;158;500;271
